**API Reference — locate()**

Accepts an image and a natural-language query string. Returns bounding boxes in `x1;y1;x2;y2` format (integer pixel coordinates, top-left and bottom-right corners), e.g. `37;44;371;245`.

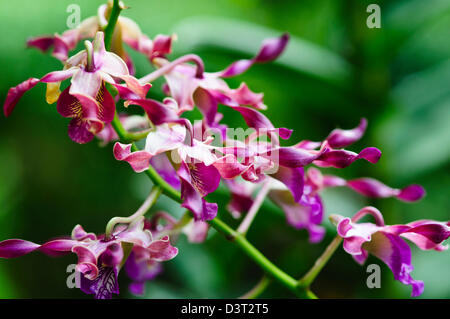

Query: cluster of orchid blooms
1;1;449;299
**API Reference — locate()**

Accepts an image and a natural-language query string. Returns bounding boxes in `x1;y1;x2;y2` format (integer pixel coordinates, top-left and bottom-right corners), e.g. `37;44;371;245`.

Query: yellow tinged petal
46;82;61;104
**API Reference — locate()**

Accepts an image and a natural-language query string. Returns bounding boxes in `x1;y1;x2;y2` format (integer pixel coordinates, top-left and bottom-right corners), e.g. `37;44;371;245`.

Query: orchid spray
1;0;448;299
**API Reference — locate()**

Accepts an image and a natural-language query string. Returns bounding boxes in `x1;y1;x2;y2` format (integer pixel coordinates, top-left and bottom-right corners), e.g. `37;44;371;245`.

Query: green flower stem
103;0;122;50
105;187;162;239
297;235;342;288
111;112;150;143
239;275;271;299
103;0;321;298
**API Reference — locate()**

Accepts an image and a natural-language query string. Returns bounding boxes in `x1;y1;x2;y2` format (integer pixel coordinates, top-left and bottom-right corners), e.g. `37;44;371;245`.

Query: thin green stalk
239;276;271;299
103;0;122;50
297;235;342;288
105;187;162;238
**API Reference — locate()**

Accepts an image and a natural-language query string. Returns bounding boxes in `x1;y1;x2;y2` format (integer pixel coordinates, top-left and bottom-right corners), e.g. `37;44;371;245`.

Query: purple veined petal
270;166;304;203
126;98;183;126
113;142;152;173
95;83;116;124
346;178;426;202
178;162;218;221
80;266;120;299
187;162;221;197
0;239;40;258
149;153;181;189
218;33;289;78
3;78;40;117
213;154;250;179
68;117;101;144
314;147;382;169
365;231;424;297
144;124;185;156
39;239;77;256
325;118;368;148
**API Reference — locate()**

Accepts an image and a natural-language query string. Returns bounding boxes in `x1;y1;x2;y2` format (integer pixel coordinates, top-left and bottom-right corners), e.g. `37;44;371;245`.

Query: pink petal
113;142;153;173
4;78;39;116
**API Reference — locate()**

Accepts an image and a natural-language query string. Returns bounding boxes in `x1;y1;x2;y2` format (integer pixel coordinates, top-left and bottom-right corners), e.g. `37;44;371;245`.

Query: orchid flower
114;122;221;221
28;2;173;74
295;118;382;168
0;219;178;299
331;207;450;297
139;33;289;129
3;32;145;143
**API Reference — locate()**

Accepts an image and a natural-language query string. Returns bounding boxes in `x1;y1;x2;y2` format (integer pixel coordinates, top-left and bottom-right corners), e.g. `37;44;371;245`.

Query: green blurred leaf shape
171;16;352;87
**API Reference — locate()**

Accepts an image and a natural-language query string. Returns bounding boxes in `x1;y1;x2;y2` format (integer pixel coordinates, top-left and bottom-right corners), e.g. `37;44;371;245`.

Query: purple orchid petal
126;98;184;126
0;239;41;258
269;189;325;243
67;118;98;144
325;118;367;148
113;142;152;173
227;83;266;110
152;34;173;57
314;147;381;168
219;33;289;78
274;147;325;168
397;185;426;202
148;236;179;261
4;78;39;116
80;266;119;299
224;179;255;218
365;232;424;297
213;155;250;179
400;221;450;251
178;162;218;221
149;153;181;189
346;178;426;202
270;166;304;203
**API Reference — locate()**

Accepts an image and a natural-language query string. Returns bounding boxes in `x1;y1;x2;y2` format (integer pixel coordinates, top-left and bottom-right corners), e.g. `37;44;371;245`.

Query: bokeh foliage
0;0;448;298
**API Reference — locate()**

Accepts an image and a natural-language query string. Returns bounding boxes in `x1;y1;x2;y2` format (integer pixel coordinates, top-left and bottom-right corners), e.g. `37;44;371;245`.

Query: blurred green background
0;0;449;298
